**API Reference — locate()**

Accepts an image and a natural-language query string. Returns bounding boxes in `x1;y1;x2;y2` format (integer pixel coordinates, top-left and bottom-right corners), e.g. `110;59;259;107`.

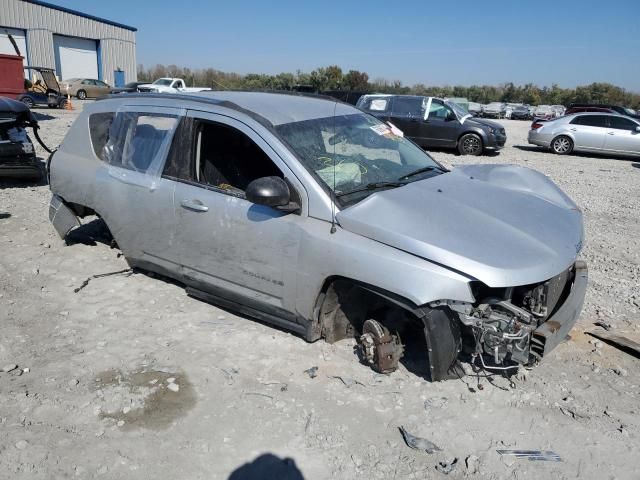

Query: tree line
137;63;640;109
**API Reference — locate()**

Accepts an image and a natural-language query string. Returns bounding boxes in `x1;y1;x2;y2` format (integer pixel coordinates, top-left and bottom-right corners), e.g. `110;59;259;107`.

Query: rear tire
76;90;87;100
551;135;573;155
458;133;483;156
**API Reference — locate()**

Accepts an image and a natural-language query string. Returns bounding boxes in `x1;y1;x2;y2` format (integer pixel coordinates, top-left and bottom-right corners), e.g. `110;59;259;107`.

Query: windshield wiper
336;181;407;197
397;165;446;181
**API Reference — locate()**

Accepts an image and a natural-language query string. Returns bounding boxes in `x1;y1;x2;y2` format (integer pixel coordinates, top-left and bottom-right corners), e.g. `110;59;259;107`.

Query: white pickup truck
137;78;210;94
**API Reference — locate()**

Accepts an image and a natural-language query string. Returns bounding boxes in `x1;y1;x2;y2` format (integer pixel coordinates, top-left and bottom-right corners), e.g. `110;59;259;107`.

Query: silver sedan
528;113;640;157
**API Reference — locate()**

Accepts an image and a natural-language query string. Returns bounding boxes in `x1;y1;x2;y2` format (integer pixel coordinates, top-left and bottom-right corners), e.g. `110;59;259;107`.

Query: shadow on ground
228;454;304;480
66;217;114;247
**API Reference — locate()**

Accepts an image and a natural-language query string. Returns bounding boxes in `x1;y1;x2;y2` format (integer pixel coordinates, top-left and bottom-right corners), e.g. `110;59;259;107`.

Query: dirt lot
1;102;639;479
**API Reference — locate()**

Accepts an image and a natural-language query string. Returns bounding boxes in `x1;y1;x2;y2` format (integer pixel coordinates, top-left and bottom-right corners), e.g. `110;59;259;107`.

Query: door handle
180;199;209;212
607;132;615;135
569;128;577;132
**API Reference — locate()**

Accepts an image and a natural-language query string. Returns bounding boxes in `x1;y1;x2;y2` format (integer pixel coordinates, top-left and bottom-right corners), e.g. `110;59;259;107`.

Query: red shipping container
0;54;25;99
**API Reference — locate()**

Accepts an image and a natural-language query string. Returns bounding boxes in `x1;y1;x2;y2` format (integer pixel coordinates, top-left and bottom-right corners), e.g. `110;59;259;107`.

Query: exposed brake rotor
359;319;404;374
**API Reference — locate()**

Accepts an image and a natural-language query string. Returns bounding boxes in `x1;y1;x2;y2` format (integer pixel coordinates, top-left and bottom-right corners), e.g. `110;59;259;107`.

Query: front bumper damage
425;261;587;379
530;261;588;361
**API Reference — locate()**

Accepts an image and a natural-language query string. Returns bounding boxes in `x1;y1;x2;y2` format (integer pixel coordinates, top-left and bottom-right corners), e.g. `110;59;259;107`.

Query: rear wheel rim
554;137;570;153
21;98;34;108
462;136;481;154
78;91;86;99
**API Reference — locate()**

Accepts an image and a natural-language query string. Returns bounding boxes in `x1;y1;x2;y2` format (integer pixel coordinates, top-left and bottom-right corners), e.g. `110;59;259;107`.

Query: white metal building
0;0;137;87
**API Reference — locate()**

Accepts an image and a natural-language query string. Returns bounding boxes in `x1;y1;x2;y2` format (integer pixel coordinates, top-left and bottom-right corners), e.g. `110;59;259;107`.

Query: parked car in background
510;104;532;120
357;94;506;155
137;78;210;94
61;78;111;100
550;105;566;118
467;102;482;116
533;105;554;120
109;82;147;94
48;91;587;380
482;102;506;119
568;103;639;119
528;113;640;157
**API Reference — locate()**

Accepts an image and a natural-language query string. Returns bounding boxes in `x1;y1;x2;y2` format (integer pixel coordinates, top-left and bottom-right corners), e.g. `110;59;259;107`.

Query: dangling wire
330;100;338;234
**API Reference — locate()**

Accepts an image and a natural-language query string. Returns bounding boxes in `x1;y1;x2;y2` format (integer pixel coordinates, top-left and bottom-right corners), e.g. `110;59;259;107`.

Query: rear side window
89;112;114;159
392;97;425;117
99;112;179;173
571;115;608;127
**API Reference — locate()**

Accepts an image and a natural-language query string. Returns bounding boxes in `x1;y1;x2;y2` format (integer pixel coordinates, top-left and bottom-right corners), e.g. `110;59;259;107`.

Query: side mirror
445;110;457;121
635;126;640;133
246;176;291;208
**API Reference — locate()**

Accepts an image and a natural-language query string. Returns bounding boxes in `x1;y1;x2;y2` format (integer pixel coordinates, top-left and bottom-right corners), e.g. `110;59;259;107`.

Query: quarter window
359;97;390;112
100;112;178;173
89;112;115;159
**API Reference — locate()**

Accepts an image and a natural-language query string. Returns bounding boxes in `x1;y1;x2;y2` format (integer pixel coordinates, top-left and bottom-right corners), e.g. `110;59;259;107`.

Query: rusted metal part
359;319;404;374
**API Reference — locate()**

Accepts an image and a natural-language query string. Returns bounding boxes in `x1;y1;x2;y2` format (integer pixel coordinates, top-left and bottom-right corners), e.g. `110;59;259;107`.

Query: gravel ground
1;103;639;479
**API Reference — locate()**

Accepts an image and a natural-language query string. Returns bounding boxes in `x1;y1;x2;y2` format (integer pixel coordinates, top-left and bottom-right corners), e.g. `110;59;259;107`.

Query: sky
53;0;640;91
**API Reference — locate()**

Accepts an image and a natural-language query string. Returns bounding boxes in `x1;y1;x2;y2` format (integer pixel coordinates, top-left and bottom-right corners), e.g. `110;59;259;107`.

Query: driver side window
427;101;452;121
164;119;284;198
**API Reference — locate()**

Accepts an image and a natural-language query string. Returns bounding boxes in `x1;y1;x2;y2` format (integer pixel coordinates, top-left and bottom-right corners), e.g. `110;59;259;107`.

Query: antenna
330;100;338;234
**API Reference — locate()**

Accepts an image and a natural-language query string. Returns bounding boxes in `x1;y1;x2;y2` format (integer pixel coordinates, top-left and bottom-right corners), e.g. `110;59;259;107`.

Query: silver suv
49;92;587;380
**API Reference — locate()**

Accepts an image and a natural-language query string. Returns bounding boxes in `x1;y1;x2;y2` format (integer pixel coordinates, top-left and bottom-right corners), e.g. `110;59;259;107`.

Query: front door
604;116;640;154
166;111;305;315
422;99;460;148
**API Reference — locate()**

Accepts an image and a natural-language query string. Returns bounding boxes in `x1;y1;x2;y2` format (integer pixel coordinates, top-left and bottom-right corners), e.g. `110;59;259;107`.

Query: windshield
276;113;444;206
446;101;470;119
153;79;173;86
623;107;637;116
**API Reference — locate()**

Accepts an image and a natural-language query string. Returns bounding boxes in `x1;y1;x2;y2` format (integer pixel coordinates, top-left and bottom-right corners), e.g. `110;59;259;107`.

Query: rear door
569;115;608;150
422;99;460;147
92;106;184;272
604;116;640;155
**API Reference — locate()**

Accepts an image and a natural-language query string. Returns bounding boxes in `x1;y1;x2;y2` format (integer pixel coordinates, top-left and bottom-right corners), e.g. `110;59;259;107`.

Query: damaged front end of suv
335;162;587;380
428;260;587;377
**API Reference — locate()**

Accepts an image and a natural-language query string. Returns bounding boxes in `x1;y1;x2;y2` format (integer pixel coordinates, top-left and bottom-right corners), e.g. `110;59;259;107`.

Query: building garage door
0;28;27;66
53;35;98;81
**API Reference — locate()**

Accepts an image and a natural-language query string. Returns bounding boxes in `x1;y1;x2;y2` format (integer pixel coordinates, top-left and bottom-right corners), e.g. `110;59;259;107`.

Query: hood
336;164;583;288
464;117;503;129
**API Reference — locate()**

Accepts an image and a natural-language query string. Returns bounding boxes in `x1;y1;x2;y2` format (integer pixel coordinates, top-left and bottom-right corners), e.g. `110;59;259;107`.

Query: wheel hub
359;319;404;374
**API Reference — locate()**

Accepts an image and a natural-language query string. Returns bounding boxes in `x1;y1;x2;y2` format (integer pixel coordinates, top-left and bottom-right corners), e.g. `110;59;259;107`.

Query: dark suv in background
357;94;506;155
